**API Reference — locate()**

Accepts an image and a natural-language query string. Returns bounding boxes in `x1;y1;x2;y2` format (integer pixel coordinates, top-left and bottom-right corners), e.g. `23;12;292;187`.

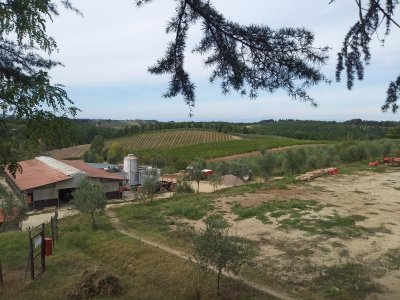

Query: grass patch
0;214;269;300
115;193;214;250
232;199;321;224
383;248;400;270
314;262;381;299
278;211;368;239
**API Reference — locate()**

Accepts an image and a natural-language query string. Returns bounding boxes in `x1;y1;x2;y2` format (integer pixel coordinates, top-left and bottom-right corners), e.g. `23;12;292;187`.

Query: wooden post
41;223;45;272
0;260;4;287
28;230;34;280
50;216;54;248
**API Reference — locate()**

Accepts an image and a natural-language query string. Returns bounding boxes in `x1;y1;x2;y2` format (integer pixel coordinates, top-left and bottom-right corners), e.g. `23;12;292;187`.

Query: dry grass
68;267;122;299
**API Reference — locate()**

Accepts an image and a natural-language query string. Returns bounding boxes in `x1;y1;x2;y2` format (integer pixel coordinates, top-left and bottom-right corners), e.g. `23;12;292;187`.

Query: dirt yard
185;170;400;299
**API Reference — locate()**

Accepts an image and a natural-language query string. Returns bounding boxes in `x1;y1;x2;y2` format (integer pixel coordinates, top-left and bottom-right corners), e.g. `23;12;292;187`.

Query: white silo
123;154;139;186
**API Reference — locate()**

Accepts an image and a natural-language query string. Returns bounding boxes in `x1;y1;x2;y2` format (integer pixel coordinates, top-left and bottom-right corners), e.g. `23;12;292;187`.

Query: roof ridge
35;156;85;176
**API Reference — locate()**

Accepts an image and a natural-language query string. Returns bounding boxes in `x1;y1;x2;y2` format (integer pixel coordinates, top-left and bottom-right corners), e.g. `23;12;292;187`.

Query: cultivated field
47;144;90;159
106;129;239;151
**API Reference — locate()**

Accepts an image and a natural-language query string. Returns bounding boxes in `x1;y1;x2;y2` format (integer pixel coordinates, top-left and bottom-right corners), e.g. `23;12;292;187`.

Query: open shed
5;156;125;210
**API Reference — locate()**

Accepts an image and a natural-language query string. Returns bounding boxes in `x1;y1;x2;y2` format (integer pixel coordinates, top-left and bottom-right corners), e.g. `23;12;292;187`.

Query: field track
106;209;293;300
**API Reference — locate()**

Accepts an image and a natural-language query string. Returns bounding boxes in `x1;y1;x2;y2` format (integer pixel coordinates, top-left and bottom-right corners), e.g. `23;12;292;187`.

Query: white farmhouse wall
56;173;86;190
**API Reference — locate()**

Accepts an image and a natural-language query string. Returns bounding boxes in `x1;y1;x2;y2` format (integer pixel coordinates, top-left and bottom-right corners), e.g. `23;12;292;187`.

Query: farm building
4;156;125;210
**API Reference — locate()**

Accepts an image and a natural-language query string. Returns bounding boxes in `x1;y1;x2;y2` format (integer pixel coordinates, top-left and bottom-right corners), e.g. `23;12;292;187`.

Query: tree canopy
0;0;79;175
136;0;399;114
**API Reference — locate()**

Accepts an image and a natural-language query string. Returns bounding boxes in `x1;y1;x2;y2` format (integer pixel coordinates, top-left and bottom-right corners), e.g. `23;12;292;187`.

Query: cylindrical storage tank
123;154;139;186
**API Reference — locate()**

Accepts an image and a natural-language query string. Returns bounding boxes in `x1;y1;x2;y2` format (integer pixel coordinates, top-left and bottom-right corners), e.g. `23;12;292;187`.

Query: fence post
41;223;45;272
0;259;3;287
28;229;34;280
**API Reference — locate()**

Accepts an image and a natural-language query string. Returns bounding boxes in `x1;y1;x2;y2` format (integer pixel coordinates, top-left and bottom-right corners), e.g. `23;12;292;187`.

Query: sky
45;0;400;122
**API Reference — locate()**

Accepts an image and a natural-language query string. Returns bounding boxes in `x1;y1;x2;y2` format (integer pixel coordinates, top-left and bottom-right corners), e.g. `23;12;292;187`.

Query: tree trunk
197;181;200;193
217;268;221;296
91;212;96;228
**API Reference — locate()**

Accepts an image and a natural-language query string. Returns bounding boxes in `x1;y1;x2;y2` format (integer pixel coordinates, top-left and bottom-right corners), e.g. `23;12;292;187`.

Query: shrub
176;178;194;194
282;149;306;175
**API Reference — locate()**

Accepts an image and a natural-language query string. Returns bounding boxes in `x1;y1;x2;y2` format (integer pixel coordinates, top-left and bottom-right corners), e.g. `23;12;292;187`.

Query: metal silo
123;154;139;186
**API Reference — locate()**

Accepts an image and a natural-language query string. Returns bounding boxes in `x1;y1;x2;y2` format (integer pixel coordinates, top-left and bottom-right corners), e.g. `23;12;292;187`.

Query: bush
282;149;306;175
176;178;194;194
339;144;367;163
256;153;277;180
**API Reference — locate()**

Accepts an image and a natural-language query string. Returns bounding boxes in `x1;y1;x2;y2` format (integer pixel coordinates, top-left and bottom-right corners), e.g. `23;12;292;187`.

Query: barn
5;156;125;210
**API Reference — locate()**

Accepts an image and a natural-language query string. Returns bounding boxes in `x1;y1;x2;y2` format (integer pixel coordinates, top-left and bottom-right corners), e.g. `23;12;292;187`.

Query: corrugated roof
36;156;83;176
61;160;124;181
6;159;71;191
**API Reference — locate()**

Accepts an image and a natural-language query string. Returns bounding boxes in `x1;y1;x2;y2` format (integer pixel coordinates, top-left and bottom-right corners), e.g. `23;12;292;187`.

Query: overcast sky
46;0;400;122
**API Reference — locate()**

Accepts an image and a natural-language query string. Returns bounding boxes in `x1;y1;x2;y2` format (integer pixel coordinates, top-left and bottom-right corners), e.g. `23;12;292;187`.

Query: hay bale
69;267;122;299
221;174;243;186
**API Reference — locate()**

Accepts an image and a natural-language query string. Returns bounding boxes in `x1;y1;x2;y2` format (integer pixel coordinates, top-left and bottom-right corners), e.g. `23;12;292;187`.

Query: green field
106;129;235;151
136;137;322;168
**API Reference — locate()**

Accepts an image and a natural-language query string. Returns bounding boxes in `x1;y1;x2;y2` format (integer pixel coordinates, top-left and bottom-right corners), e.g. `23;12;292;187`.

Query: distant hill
105;129;240;151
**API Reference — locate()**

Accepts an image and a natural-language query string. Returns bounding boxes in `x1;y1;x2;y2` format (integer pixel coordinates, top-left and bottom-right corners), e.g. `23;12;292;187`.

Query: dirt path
207;144;323;163
105;209;293;300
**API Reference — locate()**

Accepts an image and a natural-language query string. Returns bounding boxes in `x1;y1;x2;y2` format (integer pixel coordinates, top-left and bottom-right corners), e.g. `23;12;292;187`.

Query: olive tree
208;173;222;191
193;214;252;296
141;168;159;202
191;160;206;193
72;178;107;228
256;153;277;182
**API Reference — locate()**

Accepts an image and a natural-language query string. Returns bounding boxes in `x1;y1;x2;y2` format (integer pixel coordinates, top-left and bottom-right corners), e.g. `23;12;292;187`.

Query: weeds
383;248;400;270
232;199;321;224
314;262;381;299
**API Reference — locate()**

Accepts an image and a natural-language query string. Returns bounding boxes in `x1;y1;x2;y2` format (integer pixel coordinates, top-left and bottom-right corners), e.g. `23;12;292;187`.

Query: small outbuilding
5;156;125;210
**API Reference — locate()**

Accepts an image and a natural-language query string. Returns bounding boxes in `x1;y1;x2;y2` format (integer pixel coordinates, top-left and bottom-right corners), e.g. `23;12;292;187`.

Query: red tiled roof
6;159;71;191
61;160;124;181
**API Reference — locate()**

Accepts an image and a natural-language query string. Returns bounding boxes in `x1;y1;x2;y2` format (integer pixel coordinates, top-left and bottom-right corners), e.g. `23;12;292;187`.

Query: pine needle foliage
136;0;330;114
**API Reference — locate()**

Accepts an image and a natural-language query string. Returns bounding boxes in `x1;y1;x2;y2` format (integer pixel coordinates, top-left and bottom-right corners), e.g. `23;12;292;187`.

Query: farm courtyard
114;169;400;299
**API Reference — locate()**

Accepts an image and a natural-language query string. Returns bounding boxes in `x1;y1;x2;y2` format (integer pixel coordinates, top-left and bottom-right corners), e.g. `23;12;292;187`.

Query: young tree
282;149;306;176
257;153;276;182
191;160;205;193
141;168;159;202
72;178;107;228
193;214;252;296
208;173;222;192
229;160;251;184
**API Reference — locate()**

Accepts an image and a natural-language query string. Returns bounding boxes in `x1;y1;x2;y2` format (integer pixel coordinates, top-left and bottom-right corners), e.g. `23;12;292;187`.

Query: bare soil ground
184;170;400;299
47;144;90;159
